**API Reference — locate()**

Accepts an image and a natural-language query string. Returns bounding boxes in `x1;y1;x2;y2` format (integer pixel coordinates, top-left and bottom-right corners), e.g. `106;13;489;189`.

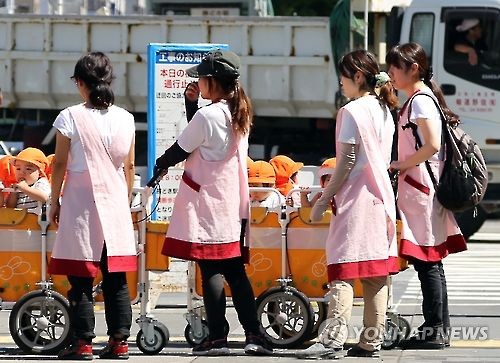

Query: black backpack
405;93;488;212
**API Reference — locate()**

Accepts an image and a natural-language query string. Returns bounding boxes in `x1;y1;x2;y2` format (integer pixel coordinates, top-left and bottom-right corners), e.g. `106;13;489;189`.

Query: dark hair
339;50;398;111
207;76;253;136
386;42;459;124
72;52;114;109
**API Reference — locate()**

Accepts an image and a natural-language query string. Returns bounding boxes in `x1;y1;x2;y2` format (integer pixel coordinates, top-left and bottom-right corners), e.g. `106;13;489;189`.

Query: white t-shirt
53;104;135;171
408;90;443;161
251;192;285;209
177;102;232;161
16;177;50;215
337;95;394;167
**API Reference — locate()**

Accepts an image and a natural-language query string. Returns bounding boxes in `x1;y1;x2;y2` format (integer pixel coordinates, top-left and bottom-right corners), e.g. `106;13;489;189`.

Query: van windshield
444;9;500;91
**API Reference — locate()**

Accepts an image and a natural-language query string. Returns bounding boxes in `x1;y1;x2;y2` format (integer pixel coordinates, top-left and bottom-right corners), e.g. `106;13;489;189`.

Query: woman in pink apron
154;50;272;356
386;43;467;349
297;50;399;359
49;52;137;360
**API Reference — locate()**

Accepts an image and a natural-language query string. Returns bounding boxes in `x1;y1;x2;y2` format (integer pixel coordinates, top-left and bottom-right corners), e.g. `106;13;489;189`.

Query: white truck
0;0;498;235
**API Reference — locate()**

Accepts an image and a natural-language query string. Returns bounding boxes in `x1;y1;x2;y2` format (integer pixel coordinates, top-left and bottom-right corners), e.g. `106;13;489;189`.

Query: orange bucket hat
248;160;276;184
318;157;336;178
12;148;49;177
269;155;304;195
0;155;17;186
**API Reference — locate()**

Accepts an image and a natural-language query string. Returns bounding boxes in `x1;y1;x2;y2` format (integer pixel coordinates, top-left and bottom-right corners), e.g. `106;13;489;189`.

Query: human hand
184;82;200;102
50;199;60;226
299;186;311;196
468;49;478;66
389;161;407;173
14;180;29;192
310;199;328;222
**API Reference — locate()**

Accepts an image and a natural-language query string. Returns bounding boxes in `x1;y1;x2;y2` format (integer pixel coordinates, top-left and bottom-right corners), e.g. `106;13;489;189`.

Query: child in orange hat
269;155;304;207
300;158;336;207
0;155;17;187
248;160;285;208
5;147;50;214
0;155;17;206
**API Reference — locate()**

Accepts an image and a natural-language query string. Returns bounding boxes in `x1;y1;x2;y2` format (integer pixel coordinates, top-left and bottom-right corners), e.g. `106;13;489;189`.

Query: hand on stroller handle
147;168;167;188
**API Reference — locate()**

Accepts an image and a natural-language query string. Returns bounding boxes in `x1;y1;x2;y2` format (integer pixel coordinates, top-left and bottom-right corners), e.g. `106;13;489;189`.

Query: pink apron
325;98;398;281
397;91;466;262
49;105;137;277
162;103;250;261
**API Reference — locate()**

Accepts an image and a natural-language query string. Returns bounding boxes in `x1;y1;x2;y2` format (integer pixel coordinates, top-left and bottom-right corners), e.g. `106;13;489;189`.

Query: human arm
9;180;49;205
310;142;357;221
184;82;200;122
300;188;312;207
454;43;478;65
124;135;135;200
154;142;190;173
49;131;70;226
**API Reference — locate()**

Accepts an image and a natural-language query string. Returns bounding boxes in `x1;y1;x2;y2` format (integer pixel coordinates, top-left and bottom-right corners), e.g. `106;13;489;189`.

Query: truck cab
393;0;500;236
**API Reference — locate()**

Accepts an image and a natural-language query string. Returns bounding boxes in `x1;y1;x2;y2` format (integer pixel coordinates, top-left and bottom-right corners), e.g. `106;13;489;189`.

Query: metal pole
6;0;15;14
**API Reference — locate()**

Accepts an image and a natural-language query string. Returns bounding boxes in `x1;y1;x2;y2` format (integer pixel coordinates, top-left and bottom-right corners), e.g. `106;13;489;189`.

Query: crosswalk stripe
396;244;500;307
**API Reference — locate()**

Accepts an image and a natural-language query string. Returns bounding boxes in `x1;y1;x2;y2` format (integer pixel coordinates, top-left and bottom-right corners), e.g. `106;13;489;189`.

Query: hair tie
375;72;391;88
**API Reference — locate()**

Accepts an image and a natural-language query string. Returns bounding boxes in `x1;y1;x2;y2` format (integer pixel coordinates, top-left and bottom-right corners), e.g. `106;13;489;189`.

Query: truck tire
454;205;487;241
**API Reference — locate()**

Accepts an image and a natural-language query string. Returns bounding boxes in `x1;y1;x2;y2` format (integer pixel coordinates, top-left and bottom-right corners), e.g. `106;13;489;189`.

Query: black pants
67;245;132;342
198;257;260;340
413;260;450;336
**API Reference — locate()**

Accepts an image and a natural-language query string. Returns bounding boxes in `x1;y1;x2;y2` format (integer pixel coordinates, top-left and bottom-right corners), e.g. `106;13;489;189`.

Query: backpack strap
404;92;450;188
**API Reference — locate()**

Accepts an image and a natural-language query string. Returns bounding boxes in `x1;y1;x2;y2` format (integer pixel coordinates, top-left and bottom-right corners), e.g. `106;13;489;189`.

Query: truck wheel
454;205;487;240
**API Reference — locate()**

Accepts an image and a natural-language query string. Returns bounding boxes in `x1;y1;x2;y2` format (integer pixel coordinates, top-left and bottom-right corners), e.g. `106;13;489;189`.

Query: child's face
249;182;274;202
14;160;40;185
320;174;332;188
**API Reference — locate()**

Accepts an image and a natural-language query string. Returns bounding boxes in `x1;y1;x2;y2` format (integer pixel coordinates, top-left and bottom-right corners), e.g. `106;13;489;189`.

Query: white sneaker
295;342;342;359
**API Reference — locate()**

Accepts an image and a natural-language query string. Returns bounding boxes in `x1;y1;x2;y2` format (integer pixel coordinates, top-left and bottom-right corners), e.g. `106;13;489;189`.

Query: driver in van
454;18;488;66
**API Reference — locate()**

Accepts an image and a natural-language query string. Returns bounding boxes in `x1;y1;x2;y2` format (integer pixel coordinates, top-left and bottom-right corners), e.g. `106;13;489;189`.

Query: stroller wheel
256;286;314;348
382;312;410;350
9;290;71;354
136;325;168;355
184;319;229;347
308;300;328;341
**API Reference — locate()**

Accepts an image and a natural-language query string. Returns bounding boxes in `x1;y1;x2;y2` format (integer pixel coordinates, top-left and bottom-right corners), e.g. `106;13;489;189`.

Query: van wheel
454;205;487;240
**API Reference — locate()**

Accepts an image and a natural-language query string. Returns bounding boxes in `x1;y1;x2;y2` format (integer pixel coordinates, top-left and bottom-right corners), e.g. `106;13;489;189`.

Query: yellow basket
145;221;170;271
0;208;139;302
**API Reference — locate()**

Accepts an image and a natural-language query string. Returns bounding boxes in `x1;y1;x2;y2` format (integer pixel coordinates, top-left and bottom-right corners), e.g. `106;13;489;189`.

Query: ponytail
374;72;398;111
228;82;253;136
216;77;253;136
424;76;460;126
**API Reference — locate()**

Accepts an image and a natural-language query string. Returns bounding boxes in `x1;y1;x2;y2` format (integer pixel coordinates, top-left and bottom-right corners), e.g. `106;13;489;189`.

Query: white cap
456;19;480;32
